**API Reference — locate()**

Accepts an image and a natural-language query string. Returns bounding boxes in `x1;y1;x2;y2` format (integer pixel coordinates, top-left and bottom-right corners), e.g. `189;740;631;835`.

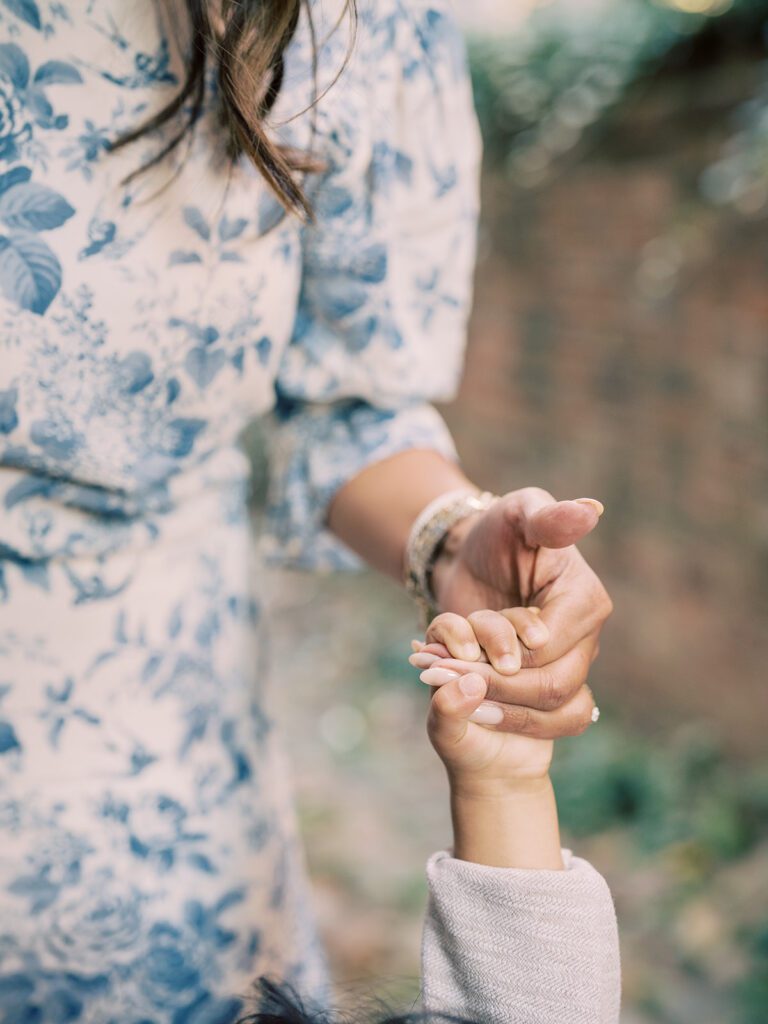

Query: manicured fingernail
591;706;601;723
468;703;504;725
528;606;541;615
459;674;486;698
420;668;460;686
576;498;604;516
409;652;440;669
411;639;425;652
496;654;519;673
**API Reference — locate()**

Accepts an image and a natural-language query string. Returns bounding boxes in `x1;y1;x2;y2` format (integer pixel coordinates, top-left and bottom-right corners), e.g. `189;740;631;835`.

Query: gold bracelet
404;489;498;627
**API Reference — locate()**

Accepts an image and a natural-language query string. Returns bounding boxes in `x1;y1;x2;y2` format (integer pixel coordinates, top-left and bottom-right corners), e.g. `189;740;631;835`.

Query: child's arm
415;621;621;1024
429;671;563;870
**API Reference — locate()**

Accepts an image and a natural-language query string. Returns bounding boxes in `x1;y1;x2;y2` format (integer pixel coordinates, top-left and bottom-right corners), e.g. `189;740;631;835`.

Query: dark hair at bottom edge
236;976;480;1024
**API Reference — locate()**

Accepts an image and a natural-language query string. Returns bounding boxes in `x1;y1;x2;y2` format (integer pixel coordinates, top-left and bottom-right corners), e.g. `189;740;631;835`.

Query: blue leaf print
1;0;41;30
162;418;206;458
29;416;79;458
254;336;271;366
33;61;83;86
0;165;31;195
187;853;216;875
18;560;48;589
142;653;162;682
166;377;180;404
351;243;387;283
25;84;54;125
169;250;202;266
116;351;154;394
185;347;227;389
217;215;246;242
7;873;58;912
168;604;183;638
0;182;75;231
315;185;354;219
0;231;61;314
0;43;29;90
183;206;210;242
0;719;20;754
0;386;18;434
80;219;116;259
3;473;61;508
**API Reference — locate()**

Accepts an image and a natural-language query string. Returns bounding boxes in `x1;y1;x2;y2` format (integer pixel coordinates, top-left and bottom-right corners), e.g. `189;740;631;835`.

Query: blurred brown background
256;3;768;1022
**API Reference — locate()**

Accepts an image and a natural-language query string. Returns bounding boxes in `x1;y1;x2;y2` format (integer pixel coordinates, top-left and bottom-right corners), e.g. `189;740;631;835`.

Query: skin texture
427;668;564;870
328;450;612;740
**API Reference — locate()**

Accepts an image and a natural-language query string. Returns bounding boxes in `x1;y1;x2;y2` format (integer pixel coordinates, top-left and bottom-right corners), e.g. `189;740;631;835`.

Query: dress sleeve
421;850;622;1023
262;0;482;570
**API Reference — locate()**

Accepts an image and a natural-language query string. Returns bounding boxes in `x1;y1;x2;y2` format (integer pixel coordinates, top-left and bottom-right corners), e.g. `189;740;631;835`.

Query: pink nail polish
409;652;440;669
468;703;504;725
420;668;460;686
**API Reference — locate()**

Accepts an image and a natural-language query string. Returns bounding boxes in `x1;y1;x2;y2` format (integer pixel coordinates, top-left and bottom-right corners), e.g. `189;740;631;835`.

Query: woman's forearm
450;777;565;870
326;448;474;579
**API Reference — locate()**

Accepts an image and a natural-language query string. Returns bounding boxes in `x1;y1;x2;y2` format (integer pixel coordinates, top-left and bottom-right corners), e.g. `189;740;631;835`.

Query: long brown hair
109;0;356;220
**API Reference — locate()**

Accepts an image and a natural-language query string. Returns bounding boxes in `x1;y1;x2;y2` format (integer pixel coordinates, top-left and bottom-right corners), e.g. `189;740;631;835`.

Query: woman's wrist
429;509;483;611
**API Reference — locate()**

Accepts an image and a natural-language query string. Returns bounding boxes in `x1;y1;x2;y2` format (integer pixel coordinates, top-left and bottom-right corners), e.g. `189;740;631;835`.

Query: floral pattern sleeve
262;0;482;571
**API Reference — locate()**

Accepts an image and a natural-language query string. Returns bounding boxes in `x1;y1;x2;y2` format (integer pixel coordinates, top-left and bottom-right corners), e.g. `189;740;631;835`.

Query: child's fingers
466;610;521;674
420;637;592;714
410;641;491;671
425;613;483;662
501;607;550;651
427;673;488;748
409;640;449;669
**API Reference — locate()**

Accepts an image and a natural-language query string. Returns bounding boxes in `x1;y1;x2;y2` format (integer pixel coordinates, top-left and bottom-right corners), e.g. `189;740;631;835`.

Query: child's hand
411;608;597;793
427;670;554;792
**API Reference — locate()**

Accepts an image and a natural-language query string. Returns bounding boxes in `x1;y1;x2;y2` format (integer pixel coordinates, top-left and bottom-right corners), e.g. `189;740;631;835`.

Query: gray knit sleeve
421;850;621;1024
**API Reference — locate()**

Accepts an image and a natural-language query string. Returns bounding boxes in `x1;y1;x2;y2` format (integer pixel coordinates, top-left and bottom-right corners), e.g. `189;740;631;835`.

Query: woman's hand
413;604;599;757
427;487;612;738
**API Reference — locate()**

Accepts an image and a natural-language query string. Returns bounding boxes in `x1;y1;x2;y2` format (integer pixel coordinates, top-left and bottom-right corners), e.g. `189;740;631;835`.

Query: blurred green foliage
552;722;768;1022
468;0;768;214
553;722;768;863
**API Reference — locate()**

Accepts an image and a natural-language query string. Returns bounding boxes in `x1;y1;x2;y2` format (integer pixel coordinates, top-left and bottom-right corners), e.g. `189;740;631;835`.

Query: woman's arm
327;449;612;748
326;448;472;579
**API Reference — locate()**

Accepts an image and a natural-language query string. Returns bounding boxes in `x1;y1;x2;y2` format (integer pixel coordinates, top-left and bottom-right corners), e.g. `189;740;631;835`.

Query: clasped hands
411;487;613;740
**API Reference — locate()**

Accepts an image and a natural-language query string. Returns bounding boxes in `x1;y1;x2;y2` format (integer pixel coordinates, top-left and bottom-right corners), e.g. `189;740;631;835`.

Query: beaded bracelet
404;488;498;627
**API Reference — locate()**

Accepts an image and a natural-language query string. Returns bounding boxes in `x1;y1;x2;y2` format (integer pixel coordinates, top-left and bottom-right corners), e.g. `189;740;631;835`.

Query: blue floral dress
0;0;480;1020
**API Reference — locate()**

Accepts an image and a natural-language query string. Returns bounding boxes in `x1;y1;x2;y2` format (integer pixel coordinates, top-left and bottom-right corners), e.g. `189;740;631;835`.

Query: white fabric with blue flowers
0;0;481;1019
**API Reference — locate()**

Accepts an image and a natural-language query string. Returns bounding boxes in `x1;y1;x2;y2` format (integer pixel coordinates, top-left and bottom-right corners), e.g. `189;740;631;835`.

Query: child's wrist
449;774;563;869
448;771;553;802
